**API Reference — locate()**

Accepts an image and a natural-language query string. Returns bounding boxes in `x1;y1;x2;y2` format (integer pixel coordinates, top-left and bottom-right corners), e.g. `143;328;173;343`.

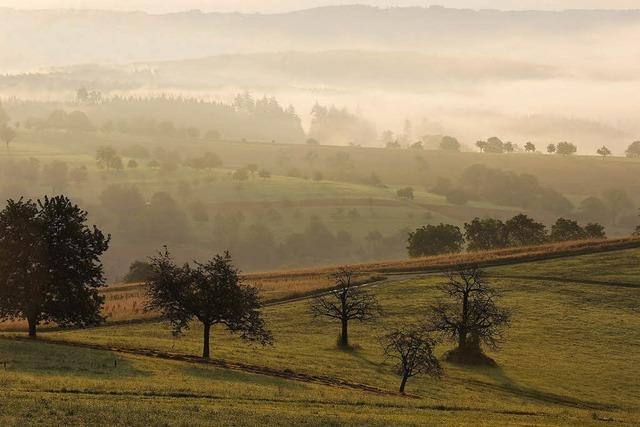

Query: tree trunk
340;317;349;347
202;323;211;359
399;373;409;394
27;315;37;338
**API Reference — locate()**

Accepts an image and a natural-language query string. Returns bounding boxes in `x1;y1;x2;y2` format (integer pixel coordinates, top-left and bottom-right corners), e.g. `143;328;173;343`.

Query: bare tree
382;325;443;393
430;265;511;364
310;266;381;347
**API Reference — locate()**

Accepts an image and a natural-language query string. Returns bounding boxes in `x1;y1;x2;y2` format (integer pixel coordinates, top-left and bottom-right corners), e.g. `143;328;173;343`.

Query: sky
0;0;639;13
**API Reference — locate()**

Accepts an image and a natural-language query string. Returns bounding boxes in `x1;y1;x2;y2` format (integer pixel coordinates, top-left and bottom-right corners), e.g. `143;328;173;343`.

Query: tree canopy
0;196;110;336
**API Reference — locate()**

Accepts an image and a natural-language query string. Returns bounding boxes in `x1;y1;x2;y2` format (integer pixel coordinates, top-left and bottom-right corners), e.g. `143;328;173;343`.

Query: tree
625;141;640;158
503;141;514;153
440;136;460;152
145;250;272;359
407;224;464;257
584;223;606;239
0;102;9;125
602;189;635;225
464;218;508;251
504;214;547;247
0;125;17;149
310;267;381;348
483;137;505;154
577;196;609;224
396;187;414;200
524;142;536;152
547;144;556;154
124;260;154;283
382;325;443;393
430;265;511;364
556;141;577;155
127;159;138;169
596;146;611;159
0;196;110;337
96;146;123;170
475;140;487;153
550;218;586;242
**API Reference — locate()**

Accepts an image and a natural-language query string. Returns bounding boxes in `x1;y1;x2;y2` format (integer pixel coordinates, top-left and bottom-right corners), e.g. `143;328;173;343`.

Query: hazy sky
0;0;639;13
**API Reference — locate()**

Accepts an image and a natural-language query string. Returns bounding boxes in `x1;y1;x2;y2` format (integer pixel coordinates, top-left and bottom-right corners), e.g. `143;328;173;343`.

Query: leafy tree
503;141;514;153
556;141;577;155
596;146;612;159
0;196;110;337
124;260;154;283
584;223;606;239
440;136;460;152
475;140;487;153
382;325;443;393
577;196;609;224
484;137;504;154
445;189;469;206
547;144;556;154
430;266;511;364
464;218;508;251
232;168;249;181
396;187;414;200
625;141;640;158
0;125;17;149
310;267;381;347
550;218;586;242
504;214;547;247
96;146;123;170
524;142;536;152
407;224;464;257
145;250;272;358
602;189;635;225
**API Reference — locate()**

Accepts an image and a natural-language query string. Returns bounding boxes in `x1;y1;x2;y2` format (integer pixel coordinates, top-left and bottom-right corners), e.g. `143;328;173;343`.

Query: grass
2;247;638;425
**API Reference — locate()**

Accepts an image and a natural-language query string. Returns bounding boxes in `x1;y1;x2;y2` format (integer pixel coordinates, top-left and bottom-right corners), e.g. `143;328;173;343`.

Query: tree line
407;213;608;257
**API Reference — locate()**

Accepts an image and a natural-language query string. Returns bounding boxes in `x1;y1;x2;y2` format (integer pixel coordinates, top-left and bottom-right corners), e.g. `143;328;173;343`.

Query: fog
1;2;639;279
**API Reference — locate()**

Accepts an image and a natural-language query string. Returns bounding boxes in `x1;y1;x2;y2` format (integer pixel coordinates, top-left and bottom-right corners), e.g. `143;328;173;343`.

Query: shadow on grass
465;365;616;411
337;344;381;369
182;364;309;391
0;338;148;380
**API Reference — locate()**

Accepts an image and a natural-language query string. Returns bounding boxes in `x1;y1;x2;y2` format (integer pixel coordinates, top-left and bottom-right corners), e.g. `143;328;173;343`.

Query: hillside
1;246;639;425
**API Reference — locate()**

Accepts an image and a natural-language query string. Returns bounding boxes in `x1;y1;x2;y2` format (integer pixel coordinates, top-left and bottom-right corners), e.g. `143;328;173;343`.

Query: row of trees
407;214;607;257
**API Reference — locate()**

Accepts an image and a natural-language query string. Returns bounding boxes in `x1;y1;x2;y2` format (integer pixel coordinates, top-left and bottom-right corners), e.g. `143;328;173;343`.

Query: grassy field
1;246;638;425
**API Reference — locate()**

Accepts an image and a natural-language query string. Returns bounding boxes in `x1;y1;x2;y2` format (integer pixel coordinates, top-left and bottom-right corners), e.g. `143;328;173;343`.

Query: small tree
96;146;123;170
0;125;17;149
584;223;606;239
145;250;272;359
396;187;414;200
625;141;640;158
0;196;110;337
407;224;464;257
556;141;577;155
439;136;460;152
310;267;381;348
524;142;536;152
550;218;585;242
596;146;611;160
382;325;443;394
430;265;511;365
547;143;556;154
475;140;487;153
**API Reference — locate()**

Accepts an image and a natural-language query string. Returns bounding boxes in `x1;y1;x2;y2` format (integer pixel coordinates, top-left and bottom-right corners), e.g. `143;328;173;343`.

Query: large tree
407;224;464;257
625;141;640;158
0;196;110;337
504;214;547;247
464;217;508;251
145;250;272;358
430;265;511;365
382;325;443;393
550;218;586;242
310;266;381;348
